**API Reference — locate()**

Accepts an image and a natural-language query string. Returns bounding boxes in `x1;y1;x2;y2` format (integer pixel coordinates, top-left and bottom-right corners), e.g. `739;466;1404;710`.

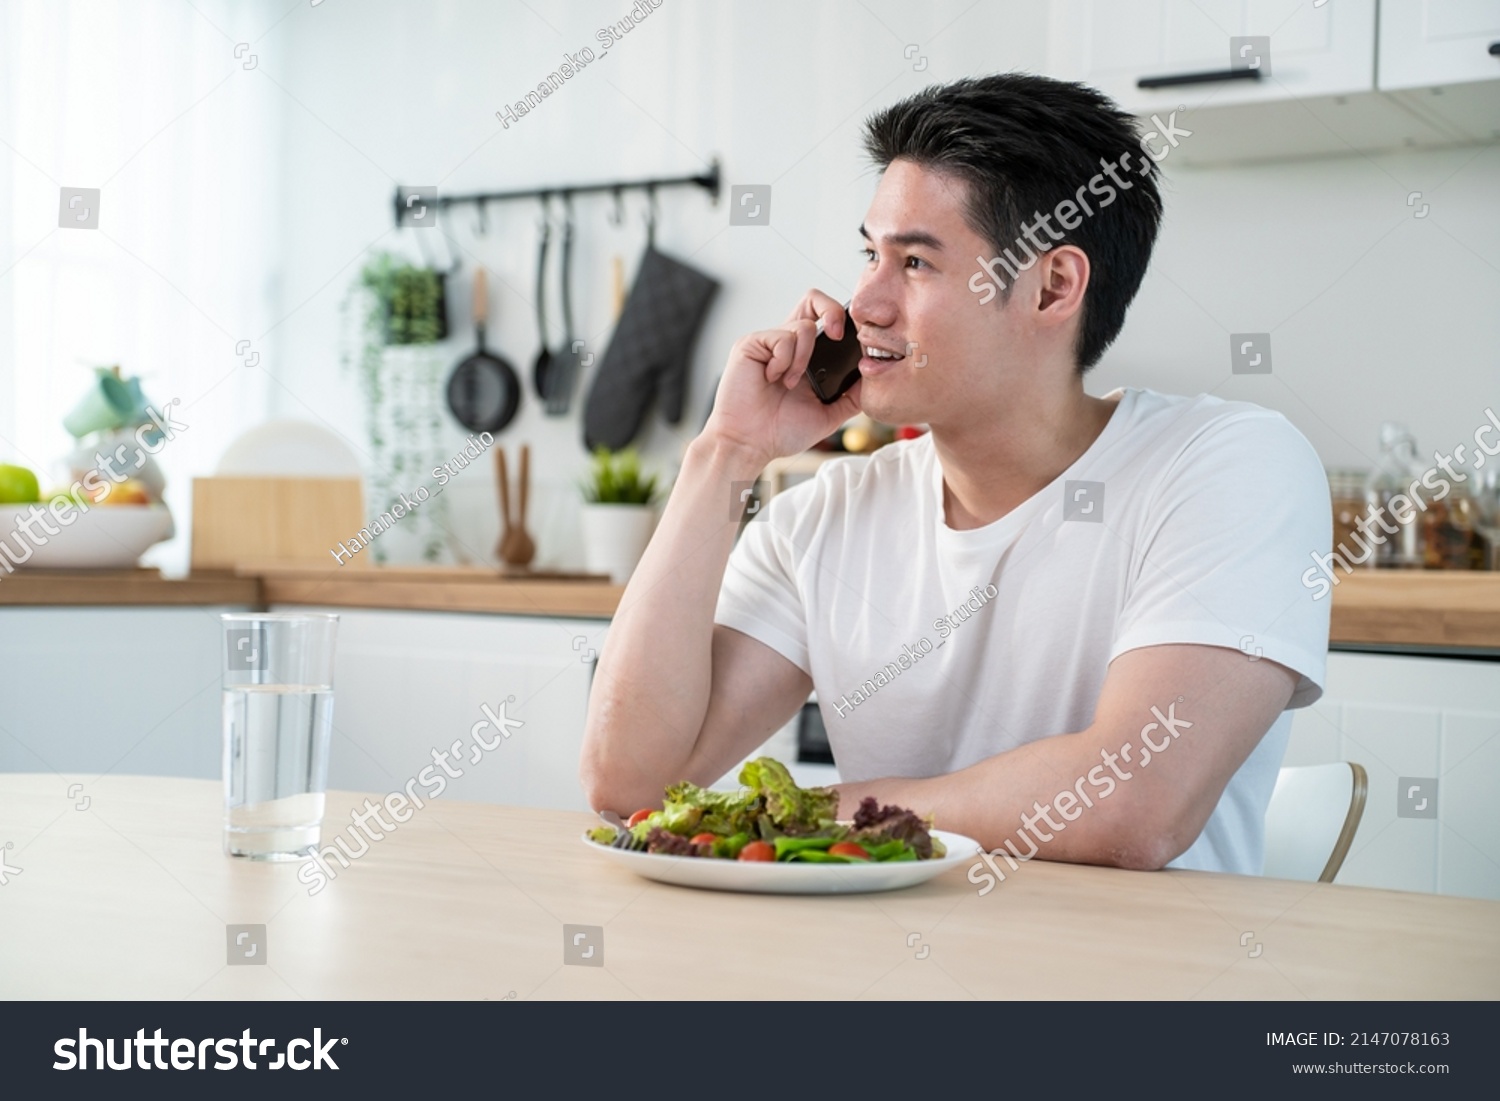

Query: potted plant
342;252;452;562
579;447;660;583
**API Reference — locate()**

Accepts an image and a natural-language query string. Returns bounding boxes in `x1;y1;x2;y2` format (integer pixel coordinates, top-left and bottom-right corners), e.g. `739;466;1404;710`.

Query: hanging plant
341;252;452;563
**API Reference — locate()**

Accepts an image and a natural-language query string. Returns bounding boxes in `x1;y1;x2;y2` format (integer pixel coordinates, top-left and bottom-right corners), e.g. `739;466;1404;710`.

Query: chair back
1263;762;1368;882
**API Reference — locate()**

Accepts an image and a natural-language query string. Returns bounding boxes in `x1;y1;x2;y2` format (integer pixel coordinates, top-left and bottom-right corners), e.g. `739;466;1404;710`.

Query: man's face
850;159;1037;429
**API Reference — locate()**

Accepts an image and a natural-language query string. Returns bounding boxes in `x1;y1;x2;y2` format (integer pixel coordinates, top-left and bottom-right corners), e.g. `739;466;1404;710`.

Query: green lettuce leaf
738;757;839;832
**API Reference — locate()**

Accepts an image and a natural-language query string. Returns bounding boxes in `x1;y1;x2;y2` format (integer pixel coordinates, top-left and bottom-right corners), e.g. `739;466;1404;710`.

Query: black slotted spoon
531;197;553;400
544;193;582;415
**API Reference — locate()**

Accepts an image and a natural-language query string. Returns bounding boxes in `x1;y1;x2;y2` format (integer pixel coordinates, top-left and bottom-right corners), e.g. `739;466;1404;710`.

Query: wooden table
2;775;1496;1000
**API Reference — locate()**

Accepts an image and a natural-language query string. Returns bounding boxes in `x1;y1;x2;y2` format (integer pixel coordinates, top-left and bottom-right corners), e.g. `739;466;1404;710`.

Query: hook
609;186;624;227
473;198;488;236
537;191;551;233
645;183;658;248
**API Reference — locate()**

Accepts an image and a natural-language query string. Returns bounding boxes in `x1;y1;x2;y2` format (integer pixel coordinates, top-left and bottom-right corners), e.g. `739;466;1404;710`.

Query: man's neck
932;384;1121;531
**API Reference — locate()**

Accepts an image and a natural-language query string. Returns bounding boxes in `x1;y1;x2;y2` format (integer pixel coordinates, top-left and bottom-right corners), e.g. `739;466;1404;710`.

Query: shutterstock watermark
0;400;188;578
967;700;1192;895
968;116;1192;305
297;699;522;894
54;1027;342;1071
1301;407;1500;599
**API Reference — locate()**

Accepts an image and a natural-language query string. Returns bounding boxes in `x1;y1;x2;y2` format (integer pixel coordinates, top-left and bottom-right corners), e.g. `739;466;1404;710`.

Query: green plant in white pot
580;447;660;583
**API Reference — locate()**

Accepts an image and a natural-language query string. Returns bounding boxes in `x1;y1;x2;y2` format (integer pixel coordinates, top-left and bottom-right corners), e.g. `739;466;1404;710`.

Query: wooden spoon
510;444;537;567
496;445;537;569
495;446;514;562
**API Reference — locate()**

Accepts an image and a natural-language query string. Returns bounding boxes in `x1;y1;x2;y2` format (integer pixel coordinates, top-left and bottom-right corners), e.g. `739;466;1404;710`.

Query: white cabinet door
0;606;248;780
277;607;607;812
1284;651;1500;901
1378;0;1500;89
1049;0;1376;114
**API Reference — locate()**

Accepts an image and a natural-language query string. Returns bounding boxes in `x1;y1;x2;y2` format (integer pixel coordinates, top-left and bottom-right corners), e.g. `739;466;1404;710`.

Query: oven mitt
583;246;719;451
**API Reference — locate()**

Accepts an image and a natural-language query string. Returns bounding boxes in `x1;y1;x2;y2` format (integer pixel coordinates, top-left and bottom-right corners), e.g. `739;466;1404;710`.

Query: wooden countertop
1329;572;1500;651
0;567;258;607
248;563;624;619
3;565;1498;649
2;773;1495;999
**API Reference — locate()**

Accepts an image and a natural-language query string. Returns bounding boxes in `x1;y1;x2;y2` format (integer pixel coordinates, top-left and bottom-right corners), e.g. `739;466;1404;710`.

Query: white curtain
0;0;284;574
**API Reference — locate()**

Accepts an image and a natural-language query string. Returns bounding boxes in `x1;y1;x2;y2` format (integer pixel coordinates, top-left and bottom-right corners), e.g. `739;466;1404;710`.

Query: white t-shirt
714;387;1331;875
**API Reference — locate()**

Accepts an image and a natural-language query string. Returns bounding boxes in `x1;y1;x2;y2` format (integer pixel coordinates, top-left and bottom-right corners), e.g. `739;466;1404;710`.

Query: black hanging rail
392;158;721;227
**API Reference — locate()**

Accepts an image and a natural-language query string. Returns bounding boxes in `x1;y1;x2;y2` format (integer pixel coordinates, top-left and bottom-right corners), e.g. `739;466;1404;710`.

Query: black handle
1489;41;1500;56
534;210;550;347
1137;67;1261;89
560;203;575;342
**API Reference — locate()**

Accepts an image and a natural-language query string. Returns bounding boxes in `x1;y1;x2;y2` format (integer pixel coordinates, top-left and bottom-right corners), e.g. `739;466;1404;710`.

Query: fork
599;810;645;851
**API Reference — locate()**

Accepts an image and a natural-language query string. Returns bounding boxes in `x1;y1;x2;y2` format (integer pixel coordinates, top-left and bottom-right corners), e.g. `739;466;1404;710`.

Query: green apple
0;463;40;504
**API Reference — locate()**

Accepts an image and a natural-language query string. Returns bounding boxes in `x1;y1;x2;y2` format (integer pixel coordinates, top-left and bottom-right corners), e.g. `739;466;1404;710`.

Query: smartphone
805;303;862;405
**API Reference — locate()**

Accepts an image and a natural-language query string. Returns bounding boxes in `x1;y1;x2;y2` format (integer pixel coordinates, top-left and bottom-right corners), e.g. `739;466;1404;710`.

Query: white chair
1262;762;1368;883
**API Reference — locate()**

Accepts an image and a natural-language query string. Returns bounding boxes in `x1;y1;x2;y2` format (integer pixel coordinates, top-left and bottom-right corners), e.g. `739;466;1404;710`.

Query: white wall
5;1;1496;571
261;0;1053;568
1093;144;1500;471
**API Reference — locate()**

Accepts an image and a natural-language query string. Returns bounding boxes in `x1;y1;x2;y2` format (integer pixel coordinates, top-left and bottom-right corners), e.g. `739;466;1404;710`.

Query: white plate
0;503;173;569
582;828;981;895
215;419;363;477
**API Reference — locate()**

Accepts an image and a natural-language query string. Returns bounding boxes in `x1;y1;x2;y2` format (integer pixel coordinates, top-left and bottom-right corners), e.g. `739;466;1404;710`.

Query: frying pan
445;267;521;434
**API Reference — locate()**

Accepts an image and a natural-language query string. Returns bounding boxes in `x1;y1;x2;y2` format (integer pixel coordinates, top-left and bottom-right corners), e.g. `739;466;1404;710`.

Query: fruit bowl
0;503;174;569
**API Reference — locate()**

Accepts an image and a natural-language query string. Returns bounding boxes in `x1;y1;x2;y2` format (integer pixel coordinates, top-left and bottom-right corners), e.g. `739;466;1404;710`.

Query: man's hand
829;643;1299;870
582;294;866;814
702;288;864;466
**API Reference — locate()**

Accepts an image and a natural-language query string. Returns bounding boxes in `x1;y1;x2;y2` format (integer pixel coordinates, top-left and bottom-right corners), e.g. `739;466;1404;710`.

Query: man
580;74;1330;876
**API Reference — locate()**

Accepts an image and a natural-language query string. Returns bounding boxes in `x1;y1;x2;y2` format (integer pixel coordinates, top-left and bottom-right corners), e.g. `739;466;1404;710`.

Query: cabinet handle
1137;67;1262;90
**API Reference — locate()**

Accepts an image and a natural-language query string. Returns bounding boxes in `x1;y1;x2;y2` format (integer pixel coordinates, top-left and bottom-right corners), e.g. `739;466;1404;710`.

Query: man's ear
1035;244;1089;327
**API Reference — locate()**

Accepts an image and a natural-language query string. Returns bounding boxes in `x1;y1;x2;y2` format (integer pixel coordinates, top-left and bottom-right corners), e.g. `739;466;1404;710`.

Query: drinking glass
220;613;339;859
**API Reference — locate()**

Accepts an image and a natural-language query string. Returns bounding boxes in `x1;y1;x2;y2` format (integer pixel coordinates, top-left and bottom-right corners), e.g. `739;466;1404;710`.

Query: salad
588;757;946;864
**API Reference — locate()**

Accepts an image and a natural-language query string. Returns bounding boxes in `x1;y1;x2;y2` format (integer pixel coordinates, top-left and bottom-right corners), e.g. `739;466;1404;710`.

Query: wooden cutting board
190;477;368;571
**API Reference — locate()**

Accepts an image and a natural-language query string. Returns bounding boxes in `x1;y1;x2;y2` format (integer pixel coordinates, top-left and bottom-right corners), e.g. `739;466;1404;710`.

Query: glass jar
1327;468;1370;565
1424;481;1482;570
1364;423;1424;569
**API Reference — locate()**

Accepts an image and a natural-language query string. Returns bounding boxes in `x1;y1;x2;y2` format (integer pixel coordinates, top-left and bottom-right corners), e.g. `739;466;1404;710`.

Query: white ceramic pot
579;503;657;584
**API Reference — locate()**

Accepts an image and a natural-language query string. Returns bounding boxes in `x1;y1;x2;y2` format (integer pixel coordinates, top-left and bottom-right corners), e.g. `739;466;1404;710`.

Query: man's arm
580;291;863;814
835;643;1298;870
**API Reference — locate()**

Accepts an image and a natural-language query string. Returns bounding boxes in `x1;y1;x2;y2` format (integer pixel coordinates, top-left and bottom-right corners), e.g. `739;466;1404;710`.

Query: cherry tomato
690;833;717;846
738;840;775;862
627;808;654;828
829;842;871;860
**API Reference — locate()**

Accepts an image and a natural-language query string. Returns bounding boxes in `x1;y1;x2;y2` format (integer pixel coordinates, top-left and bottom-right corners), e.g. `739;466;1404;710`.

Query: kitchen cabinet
278;606;608;812
1286;650;1500;900
1047;0;1377;115
1379;0;1500;90
0;604;607;814
1045;0;1500;163
1378;0;1500;142
0;606;245;779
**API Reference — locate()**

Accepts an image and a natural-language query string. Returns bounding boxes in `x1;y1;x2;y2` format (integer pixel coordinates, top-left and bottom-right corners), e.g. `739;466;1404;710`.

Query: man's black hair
863;72;1164;371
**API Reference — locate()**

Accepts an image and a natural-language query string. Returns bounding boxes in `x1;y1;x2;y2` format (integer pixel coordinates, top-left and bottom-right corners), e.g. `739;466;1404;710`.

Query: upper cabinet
1046;0;1500;163
1379;0;1500;89
1048;0;1376;116
1378;0;1500;143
